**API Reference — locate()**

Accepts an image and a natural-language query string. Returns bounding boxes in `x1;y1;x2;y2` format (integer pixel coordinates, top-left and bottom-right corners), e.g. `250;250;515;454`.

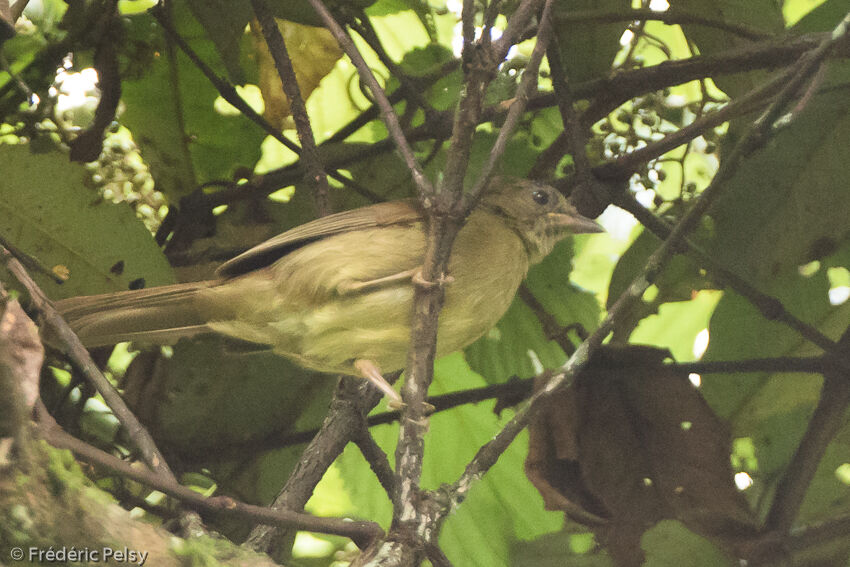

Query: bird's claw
412;269;454;289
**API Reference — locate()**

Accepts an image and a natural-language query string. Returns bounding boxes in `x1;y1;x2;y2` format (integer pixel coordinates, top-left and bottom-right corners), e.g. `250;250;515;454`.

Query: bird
56;177;602;406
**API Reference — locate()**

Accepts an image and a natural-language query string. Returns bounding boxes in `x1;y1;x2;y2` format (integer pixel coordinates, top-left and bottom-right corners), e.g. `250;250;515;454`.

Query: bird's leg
338;268;455;295
337;268;420;294
354;359;405;409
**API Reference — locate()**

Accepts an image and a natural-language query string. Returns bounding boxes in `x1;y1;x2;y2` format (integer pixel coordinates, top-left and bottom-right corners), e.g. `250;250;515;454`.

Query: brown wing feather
216;200;422;277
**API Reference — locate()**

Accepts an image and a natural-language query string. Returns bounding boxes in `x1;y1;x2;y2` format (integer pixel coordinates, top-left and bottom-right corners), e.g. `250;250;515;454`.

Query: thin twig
176;378;530;463
150;4;300;157
349;15;434;121
250;0;331;216
613;192;841;354
466;0;556;206
595;61;790;182
673;356;825;375
518;284;577;355
789;513;850;553
1;246;176;482
354;428;396;499
0;233;64;284
555;8;773;41
306;0;433;198
200;34;829;210
544;22;607;214
150;3;373;206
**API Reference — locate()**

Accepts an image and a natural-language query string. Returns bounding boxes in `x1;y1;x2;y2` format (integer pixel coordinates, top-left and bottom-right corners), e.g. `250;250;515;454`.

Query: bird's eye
532;190;549;205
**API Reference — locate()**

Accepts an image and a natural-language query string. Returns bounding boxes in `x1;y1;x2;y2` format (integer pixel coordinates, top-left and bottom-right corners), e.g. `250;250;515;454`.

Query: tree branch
249;0;331;216
1;245;176;483
197;33;834;212
613;192;840;354
555;8;773;41
305;0;433;199
36;405;383;547
245;377;384;560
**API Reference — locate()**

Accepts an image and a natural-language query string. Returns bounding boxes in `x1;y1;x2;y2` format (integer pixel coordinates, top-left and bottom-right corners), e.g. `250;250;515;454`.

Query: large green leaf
134;339;333;454
705;82;850;282
0;144;173;298
512;531;613;567
669;0;784;98
120;4;265;198
702;268;843;426
642;521;735;567
701;255;850;524
553;0;630;84
629;290;720;362
792;0;850;32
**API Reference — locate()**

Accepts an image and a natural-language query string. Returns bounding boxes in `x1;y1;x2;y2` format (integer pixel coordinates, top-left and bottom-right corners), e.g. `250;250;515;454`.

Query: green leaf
630;290;720;362
0;144;173;298
120;5;265;198
553;0;631;84
512;532;613;567
669;0;784;98
700;253;850;521
791;0;850;32
701;268;840;425
184;0;253;84
139;339;334;454
705;84;850;282
642;520;736;567
607;228;711;310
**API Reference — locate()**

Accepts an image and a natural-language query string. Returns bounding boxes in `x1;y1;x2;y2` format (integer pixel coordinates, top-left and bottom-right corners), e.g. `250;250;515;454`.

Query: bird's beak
547;211;604;234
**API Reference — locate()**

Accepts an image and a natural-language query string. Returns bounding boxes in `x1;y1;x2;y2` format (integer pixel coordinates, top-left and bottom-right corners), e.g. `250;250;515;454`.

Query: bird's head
481;177;603;264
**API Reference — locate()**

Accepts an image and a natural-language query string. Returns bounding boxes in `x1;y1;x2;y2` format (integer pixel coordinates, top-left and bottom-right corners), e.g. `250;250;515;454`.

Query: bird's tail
55;282;216;348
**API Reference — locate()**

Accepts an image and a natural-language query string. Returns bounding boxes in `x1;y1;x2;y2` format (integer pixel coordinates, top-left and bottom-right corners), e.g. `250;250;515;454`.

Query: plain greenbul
57;177;602;406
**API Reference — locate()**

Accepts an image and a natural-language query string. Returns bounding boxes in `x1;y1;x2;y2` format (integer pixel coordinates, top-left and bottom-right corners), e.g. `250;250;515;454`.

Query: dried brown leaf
527;346;758;564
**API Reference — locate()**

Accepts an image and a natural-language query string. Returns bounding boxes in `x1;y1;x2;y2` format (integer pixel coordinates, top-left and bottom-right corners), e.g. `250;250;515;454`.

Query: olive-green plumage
57;177;601;383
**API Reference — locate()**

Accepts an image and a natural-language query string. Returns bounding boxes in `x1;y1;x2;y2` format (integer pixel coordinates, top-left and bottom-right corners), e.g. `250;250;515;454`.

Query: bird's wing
216;200;423;277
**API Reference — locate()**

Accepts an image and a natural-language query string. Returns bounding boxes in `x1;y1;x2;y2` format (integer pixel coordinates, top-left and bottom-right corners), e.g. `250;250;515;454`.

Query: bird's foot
412;268;454;289
354;359;404;408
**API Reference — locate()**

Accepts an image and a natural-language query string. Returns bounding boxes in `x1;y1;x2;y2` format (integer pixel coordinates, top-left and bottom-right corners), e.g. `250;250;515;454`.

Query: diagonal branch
305;0;433;198
150;3;380;205
613;192;840;354
249;0;331;216
198;33;833;211
1;245;176;483
36;404;383;547
245;377;384;559
542;21;607;214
